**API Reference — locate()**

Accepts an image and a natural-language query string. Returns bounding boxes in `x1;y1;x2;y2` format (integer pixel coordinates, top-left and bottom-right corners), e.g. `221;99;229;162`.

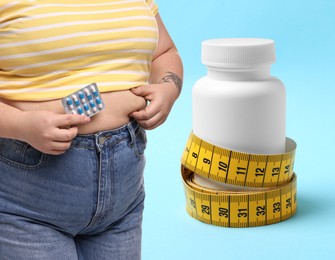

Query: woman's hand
129;81;179;130
16;110;90;155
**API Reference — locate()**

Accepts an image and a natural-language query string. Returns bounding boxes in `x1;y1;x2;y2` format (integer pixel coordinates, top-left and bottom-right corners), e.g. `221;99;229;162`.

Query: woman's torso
0;0;158;133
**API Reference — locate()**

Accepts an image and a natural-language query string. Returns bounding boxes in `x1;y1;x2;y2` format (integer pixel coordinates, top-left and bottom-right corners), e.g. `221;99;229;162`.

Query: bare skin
1;90;147;134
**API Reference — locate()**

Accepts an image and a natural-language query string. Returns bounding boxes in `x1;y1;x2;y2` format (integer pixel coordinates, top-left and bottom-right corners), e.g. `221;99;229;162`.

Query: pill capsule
96;97;103;109
71;110;77;114
84;88;93;100
77;107;84;115
83;103;91;116
89;100;97;112
78;91;85;103
90;85;99;97
66;98;74;109
72;95;80;107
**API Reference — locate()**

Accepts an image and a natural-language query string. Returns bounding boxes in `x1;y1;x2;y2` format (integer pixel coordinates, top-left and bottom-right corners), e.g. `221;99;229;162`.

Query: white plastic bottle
192;38;286;189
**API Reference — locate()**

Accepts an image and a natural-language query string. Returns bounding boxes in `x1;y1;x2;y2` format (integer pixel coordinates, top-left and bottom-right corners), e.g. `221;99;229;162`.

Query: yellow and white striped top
0;0;158;101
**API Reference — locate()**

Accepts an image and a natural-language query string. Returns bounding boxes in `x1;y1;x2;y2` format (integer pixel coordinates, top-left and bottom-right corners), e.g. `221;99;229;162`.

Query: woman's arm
149;14;183;93
130;13;183;130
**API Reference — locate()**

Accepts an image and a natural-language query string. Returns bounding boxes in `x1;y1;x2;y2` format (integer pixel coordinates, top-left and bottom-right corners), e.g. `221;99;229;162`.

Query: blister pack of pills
61;83;105;117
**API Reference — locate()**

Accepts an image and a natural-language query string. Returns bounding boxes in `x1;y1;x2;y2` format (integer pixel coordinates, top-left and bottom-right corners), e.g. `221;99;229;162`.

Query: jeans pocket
0;138;45;170
133;126;147;159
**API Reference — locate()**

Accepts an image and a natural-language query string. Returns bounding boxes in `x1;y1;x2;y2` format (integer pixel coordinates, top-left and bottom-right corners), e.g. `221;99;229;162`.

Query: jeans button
98;136;107;145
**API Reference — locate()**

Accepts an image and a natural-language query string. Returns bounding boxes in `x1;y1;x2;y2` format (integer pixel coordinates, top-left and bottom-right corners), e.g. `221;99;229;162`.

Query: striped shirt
0;0;159;101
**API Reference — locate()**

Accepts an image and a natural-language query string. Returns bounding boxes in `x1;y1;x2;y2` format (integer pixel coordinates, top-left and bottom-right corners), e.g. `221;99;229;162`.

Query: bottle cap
202;38;276;68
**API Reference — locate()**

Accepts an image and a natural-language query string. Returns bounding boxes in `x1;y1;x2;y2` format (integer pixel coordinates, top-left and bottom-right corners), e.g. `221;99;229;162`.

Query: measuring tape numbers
180;132;297;227
181;132;296;188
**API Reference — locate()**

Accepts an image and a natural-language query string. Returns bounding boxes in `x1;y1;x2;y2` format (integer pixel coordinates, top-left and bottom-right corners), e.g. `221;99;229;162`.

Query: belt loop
95;132;103;153
126;120;136;148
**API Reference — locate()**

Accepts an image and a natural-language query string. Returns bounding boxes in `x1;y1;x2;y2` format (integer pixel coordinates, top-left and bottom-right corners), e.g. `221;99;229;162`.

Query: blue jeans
0;120;146;260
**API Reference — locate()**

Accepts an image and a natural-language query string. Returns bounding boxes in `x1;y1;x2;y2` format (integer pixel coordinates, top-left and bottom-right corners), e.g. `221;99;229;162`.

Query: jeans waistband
71;119;139;150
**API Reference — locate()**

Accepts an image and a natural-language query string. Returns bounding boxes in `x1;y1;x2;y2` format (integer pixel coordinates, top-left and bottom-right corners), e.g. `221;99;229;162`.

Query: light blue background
142;0;335;259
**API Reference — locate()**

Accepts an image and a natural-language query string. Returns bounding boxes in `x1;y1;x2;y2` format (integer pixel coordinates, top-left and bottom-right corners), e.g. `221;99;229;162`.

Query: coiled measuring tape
181;132;297;227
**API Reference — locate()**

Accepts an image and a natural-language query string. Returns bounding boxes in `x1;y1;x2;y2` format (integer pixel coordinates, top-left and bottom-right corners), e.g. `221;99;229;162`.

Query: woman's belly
3;90;146;134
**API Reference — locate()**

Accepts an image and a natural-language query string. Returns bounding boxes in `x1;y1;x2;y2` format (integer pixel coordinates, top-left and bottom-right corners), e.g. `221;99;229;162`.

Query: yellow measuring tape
181;132;297;227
